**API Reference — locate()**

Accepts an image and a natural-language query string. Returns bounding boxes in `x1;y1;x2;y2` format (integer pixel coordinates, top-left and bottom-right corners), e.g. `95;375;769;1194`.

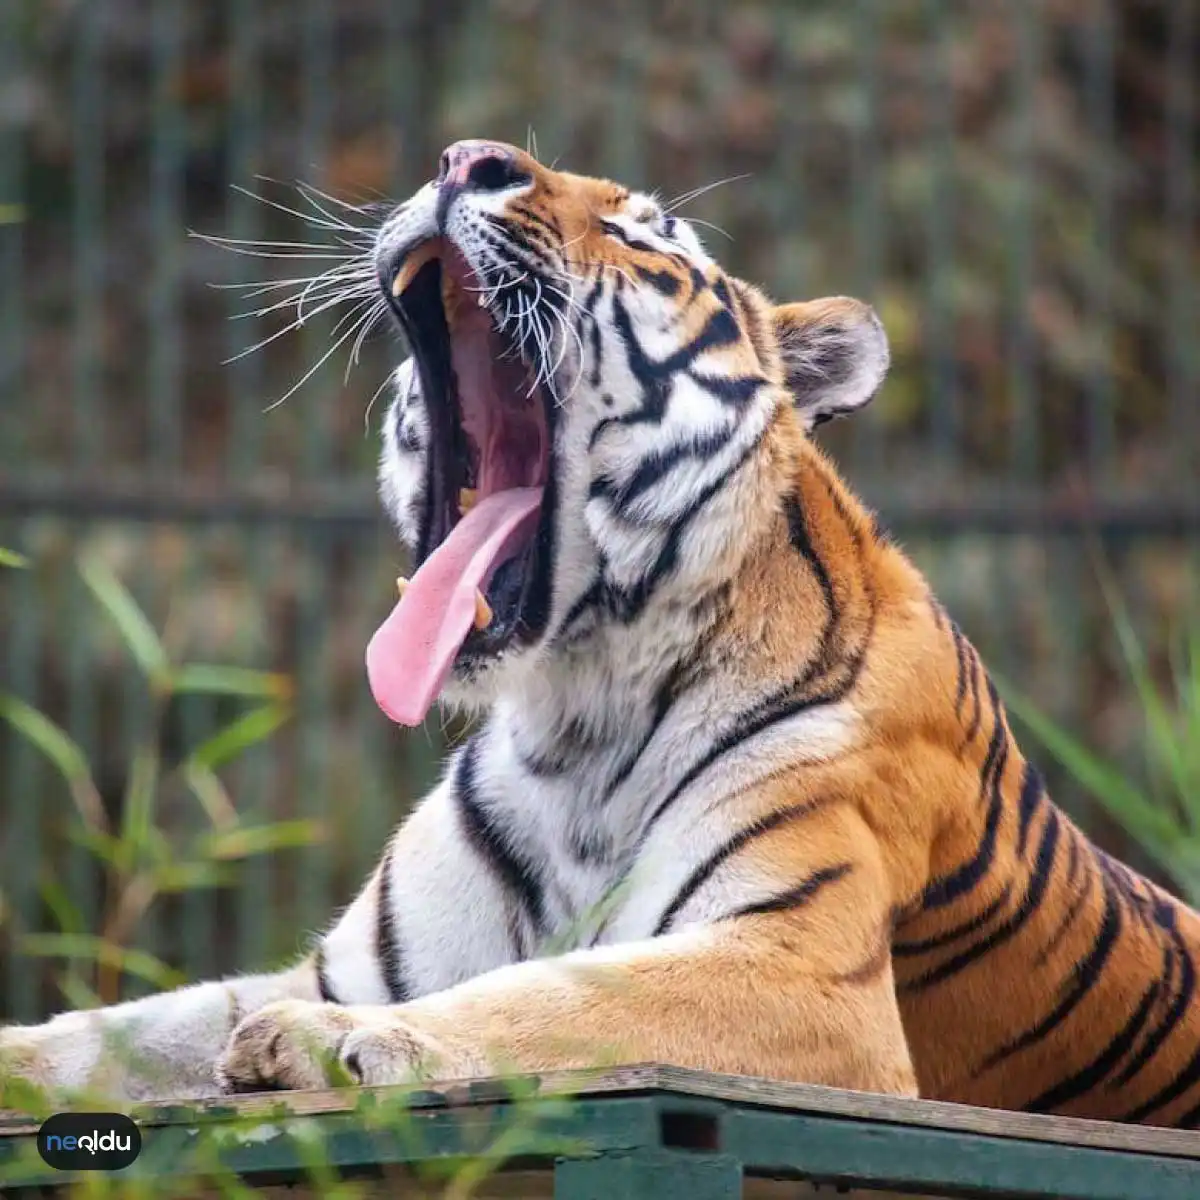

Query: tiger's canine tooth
459;488;478;513
391;239;441;298
474;591;493;630
396;576;409;598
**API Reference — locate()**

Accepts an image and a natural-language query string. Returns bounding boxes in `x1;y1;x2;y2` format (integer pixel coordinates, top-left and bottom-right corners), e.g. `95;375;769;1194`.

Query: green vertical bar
0;1;25;465
770;8;806;300
850;0;884;475
227;0;272;974
924;0;957;463
1007;3;1040;481
71;2;104;470
1084;0;1116;479
3;562;45;1020
1165;0;1196;478
0;0;33;1019
383;0;422;191
540;0;575;169
150;0;184;474
65;0;105;1001
295;0;336;937
606;4;646;187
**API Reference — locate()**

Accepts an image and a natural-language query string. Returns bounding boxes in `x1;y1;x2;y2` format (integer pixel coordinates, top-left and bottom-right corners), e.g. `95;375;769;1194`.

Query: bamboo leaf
184;704;291;773
0;693;107;830
196;819;322;861
180;761;239;828
116;746;161;873
37;875;85;936
0;547;29;568
150;861;235;892
1000;683;1186;873
170;663;294;701
17;934;187;990
78;555;170;686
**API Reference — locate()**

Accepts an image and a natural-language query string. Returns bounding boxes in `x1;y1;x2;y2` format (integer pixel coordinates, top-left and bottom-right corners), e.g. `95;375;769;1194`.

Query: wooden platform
2;1064;1199;1197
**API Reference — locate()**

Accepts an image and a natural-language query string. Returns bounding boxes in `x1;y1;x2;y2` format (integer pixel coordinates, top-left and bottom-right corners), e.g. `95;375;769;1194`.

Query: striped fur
4;144;1199;1127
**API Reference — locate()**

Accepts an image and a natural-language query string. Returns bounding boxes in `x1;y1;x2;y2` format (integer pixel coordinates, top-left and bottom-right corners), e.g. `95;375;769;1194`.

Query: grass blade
196;819;323;861
78;555;170;687
17;934;187;991
170;664;294;701
184;703;291;773
0;693;107;830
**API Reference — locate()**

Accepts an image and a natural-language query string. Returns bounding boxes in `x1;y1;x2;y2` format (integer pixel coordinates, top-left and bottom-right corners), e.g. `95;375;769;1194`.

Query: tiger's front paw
216;1001;458;1093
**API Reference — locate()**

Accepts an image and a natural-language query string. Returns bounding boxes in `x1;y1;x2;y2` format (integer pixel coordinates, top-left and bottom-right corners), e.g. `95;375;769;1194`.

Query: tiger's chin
365;238;560;727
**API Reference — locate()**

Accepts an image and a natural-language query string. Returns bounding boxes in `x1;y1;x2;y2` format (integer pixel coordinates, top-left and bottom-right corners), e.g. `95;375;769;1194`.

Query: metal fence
0;0;1196;1022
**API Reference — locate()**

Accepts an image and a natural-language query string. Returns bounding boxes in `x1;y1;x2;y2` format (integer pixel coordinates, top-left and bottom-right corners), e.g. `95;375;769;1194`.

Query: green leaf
116;746;161;873
196;819;323;861
78;555;170;686
184;703;291;773
180;761;239;828
150;861;235;892
1094;567;1195;828
37;875;86;936
0;547;29;568
170;663;294;701
1000;683;1190;881
17;934;187;990
0;693;107;829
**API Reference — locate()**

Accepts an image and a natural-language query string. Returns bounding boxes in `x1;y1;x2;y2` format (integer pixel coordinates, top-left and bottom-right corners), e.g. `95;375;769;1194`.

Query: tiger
3;138;1200;1127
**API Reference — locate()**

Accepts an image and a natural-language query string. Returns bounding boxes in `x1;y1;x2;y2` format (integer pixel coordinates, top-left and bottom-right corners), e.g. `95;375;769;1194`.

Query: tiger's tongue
366;487;543;727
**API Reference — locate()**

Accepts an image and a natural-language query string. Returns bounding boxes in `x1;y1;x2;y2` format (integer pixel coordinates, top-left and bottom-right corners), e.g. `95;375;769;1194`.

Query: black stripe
375;839;409;1002
963;647;982;746
1111;903;1193;1089
726;863;854;921
653;802;821;936
687;370;764;406
952;625;969;714
588;425;735;513
1122;1038;1200;1124
904;808;1060;994
929;594;947;630
640;651;864;847
1034;838;1090;967
1015;763;1045;860
456;739;546;934
782;492;842;681
920;678;1008;910
596;432;764;625
602;629;718;803
1026;973;1164;1114
313;944;341;1005
894;882;1014;957
635;265;682;296
979;869;1123;1073
609;294;740;429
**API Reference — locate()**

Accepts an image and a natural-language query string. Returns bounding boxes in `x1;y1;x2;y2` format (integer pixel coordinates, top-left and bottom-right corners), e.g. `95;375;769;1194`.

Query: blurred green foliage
0;549;318;1007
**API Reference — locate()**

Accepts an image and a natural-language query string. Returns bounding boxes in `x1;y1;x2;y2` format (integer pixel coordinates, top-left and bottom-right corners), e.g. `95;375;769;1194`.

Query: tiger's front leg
218;803;919;1097
0;778;522;1102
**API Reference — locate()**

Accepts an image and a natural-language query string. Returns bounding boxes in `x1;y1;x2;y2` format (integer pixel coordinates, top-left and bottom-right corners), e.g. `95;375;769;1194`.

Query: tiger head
368;139;889;726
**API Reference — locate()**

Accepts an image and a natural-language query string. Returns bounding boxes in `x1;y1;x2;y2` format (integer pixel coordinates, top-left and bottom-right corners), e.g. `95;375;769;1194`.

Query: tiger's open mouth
366;238;555;727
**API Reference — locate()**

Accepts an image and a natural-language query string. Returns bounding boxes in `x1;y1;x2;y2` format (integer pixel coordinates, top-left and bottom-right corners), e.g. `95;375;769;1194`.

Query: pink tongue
366;487;544;726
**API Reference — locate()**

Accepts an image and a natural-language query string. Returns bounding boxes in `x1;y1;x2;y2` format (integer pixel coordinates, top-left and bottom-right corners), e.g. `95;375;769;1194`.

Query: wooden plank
726;1107;1200;1200
7;1063;1193;1163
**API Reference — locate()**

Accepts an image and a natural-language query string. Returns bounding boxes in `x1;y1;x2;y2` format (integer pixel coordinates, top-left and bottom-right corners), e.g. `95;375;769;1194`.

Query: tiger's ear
772;297;889;430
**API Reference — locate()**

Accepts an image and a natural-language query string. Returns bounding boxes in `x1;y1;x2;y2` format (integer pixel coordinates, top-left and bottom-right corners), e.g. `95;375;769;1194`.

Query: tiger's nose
435;141;530;228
